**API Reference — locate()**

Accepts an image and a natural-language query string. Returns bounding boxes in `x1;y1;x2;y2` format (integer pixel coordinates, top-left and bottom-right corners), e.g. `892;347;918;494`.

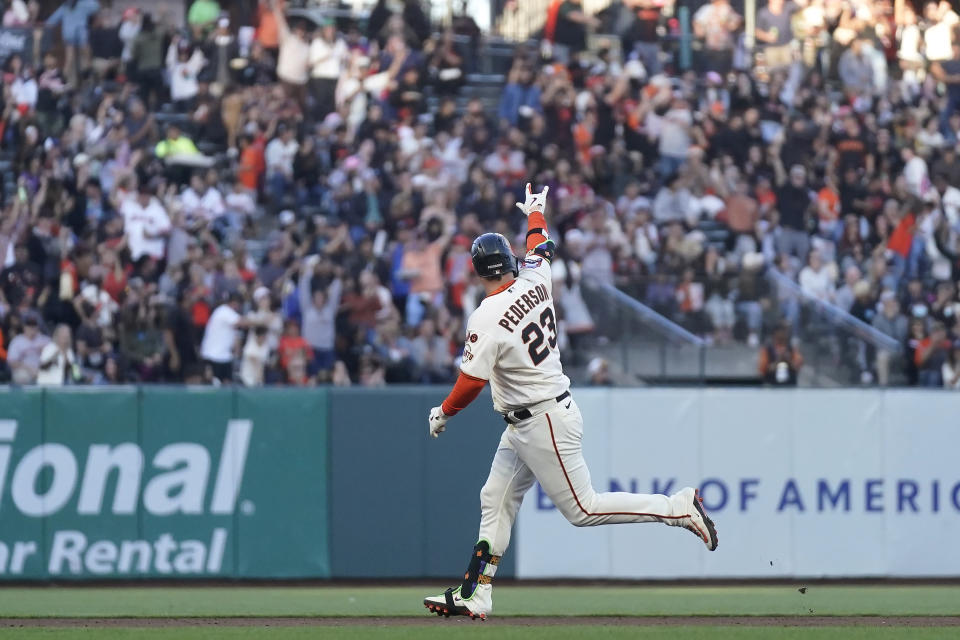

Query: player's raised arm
515;183;554;259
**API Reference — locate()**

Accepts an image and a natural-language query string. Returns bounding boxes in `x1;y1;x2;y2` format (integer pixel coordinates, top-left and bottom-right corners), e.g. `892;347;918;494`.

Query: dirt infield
4;617;960;628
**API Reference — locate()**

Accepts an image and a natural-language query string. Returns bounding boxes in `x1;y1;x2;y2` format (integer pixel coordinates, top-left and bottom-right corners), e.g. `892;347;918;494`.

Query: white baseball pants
477;397;690;557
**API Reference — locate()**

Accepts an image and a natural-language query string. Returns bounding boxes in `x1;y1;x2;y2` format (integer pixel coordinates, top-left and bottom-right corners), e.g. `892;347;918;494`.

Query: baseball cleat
423;587;487;620
676;487;719;551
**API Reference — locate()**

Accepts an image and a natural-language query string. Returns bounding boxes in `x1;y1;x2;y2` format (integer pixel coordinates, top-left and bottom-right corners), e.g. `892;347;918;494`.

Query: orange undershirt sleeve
526;211;548;251
441;371;487;416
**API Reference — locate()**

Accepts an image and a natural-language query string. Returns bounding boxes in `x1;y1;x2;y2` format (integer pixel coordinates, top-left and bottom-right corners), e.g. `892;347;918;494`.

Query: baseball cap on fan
279;210;296;226
253;286;271;303
623;59;646;81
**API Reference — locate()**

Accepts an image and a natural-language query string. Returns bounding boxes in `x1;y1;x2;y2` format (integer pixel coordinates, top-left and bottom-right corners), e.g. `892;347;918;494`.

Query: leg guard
423;540;500;619
459;540;500;600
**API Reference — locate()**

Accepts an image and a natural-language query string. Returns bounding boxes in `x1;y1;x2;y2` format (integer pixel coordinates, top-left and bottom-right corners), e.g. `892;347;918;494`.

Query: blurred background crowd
0;0;959;389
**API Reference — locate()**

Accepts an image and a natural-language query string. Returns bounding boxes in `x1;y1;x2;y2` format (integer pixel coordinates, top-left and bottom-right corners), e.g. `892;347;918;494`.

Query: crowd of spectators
0;0;959;389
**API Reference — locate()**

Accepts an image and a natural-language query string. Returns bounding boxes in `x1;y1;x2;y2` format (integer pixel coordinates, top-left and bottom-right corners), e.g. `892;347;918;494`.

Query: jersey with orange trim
460;253;569;413
425;188;717;621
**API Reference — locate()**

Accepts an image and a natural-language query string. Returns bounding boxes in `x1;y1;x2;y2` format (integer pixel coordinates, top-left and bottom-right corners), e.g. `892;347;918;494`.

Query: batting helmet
471;233;518;279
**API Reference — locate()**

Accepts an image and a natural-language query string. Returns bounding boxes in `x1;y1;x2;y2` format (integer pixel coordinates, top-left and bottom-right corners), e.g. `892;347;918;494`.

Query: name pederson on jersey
459;253;570;413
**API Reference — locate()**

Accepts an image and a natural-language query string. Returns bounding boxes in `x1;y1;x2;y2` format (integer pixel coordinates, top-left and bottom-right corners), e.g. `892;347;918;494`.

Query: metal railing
766;269;903;386
767;270;901;352
580;276;707;384
577;270;907;388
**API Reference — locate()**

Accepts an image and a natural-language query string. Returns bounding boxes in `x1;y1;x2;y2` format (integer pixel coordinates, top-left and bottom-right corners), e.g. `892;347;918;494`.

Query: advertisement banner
515;388;960;578
0;387;330;580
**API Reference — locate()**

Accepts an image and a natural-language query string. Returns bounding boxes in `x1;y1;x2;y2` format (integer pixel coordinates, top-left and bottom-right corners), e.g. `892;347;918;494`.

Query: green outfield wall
4;386;957;581
0;386;512;581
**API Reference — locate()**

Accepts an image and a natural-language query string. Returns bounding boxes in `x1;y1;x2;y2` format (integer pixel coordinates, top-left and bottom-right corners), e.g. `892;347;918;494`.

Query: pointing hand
515;183;549;217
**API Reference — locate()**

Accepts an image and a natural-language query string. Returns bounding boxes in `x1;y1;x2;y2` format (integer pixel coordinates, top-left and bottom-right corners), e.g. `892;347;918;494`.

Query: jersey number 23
521;307;558;365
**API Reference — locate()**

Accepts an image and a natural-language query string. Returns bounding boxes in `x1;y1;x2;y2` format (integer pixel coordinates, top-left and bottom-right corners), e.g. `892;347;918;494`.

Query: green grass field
0;630;957;640
0;585;957;639
2;585;960;617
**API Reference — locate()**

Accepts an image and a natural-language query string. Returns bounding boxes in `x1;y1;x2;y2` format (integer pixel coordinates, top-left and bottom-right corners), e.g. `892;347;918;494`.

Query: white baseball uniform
461;252;692;563
424;188;714;619
460;255;567;412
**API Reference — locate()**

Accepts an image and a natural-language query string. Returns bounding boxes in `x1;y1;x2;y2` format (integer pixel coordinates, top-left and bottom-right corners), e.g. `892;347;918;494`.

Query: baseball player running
423;185;718;620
